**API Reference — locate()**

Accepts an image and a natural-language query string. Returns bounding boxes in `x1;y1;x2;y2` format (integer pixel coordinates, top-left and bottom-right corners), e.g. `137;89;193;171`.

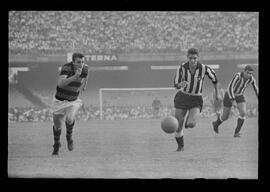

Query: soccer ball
161;116;178;134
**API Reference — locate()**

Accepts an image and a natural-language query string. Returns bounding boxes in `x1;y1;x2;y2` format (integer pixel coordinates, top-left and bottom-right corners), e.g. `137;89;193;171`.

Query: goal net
99;87;177;120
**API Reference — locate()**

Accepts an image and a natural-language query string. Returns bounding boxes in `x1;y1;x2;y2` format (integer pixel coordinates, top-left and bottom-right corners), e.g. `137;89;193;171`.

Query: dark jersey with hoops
55;62;88;101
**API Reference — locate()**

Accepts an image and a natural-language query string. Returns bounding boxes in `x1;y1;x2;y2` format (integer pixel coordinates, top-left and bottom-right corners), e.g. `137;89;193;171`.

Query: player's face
187;54;198;66
244;70;253;79
73;57;84;69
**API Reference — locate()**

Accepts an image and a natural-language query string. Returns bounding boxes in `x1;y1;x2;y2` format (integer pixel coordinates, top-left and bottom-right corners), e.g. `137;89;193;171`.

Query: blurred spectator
152;97;162;118
9;11;258;55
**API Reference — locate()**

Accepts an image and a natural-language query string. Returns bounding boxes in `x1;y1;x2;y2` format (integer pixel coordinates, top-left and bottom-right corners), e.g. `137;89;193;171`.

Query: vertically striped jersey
227;72;258;100
174;62;218;96
55;62;88;101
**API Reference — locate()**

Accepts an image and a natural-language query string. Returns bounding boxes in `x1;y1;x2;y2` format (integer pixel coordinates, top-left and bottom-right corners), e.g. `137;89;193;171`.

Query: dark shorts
174;91;203;112
223;91;245;107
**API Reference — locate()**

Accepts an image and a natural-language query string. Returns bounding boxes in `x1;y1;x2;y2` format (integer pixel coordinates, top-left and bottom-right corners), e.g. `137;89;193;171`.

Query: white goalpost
99;87;176;120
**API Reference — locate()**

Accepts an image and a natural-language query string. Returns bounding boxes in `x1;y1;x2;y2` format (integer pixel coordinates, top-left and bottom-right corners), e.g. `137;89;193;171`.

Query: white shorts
51;98;83;119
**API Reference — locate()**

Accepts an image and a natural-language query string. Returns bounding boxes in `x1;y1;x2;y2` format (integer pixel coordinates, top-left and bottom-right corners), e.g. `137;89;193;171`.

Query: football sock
175;136;184;148
66;120;75;140
175;131;184;147
53;126;61;143
235;116;245;134
215;115;223;126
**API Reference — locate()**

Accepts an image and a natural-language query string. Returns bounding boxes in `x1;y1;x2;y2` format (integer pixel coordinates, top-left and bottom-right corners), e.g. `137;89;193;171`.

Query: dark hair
244;65;254;72
72;53;84;61
187;48;199;56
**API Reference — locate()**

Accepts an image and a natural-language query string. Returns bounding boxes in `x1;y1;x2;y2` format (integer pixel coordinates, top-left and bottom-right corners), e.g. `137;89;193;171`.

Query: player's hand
178;81;189;88
232;100;237;108
74;68;82;78
215;94;222;102
82;86;86;91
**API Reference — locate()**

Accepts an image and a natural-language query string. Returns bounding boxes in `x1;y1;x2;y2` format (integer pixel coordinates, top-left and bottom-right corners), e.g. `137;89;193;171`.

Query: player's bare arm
213;82;221;101
81;75;88;91
58;68;82;88
251;79;259;100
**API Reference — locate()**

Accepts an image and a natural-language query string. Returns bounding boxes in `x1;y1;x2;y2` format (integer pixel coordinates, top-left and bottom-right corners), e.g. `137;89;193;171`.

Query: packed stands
9;11;258;55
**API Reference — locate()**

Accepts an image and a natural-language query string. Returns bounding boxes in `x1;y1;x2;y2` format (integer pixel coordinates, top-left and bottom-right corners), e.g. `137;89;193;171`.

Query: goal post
99;87;176;120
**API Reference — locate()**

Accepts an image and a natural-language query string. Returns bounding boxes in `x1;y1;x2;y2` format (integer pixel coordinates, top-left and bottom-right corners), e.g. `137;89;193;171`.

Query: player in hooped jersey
212;65;258;137
51;53;88;155
173;48;221;151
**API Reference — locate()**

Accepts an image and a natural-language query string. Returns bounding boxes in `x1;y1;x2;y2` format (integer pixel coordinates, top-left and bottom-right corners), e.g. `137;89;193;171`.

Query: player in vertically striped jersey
173;48;222;151
51;53;88;155
212;65;258;137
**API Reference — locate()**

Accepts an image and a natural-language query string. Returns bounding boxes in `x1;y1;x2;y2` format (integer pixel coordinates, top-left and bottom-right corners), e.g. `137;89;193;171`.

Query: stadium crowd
9;11;258;55
8;103;258;123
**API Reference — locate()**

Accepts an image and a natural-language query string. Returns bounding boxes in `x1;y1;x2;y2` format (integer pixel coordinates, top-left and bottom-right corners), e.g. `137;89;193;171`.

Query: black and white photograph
8;11;258;179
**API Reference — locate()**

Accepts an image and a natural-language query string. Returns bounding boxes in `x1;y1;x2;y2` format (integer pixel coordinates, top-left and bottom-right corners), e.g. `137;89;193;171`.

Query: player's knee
239;111;246;118
53;114;65;129
222;113;230;121
66;117;75;125
66;118;74;125
54;126;62;132
222;116;228;121
187;122;196;128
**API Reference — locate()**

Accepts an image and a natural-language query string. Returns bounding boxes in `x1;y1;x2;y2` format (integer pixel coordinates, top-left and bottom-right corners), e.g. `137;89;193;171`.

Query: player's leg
212;99;219;117
185;107;200;128
174;108;187;151
157;108;160;118
65;99;83;151
52;113;65;155
153;108;158;118
185;94;203;128
234;101;246;137
212;106;231;134
212;92;232;133
216;100;223;117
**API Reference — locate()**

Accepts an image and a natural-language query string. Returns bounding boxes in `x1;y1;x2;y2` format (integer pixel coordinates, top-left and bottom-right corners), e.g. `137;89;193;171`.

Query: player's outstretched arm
213;82;221;101
251;78;259;100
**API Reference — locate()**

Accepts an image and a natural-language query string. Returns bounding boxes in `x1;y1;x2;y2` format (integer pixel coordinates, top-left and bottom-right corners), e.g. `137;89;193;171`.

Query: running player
51;53;88;155
152;97;162;118
212;65;258;137
173;48;221;151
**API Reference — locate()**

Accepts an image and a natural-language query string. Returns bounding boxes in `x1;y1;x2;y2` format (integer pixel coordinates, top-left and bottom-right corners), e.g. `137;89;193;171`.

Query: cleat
52;142;61;155
212;121;219;134
176;147;184;152
234;132;241;138
67;139;74;151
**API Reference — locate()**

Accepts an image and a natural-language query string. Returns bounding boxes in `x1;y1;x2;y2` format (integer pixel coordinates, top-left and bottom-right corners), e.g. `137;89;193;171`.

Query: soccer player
212;65;258;137
152;97;162;118
173;48;221;151
51;53;88;155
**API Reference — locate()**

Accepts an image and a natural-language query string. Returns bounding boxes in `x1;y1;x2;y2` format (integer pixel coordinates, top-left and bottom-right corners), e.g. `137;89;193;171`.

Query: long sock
66;120;75;140
215;115;223;127
175;131;184;148
235;117;245;134
175;136;184;148
53;126;61;143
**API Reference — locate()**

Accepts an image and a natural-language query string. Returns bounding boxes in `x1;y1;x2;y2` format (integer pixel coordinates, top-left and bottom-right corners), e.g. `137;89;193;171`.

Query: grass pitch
8;117;258;179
